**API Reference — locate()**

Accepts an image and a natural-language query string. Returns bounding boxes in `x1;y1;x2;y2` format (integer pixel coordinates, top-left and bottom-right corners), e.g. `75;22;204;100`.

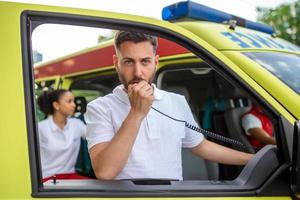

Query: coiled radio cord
151;106;246;150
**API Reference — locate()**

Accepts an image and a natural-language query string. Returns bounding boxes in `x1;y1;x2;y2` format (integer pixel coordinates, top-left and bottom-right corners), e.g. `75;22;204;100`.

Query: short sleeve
84;99;115;149
241;113;262;136
180;97;204;148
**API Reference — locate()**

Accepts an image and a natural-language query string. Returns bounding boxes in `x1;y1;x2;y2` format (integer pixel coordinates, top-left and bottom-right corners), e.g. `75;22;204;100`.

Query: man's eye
142;60;151;65
124;60;133;64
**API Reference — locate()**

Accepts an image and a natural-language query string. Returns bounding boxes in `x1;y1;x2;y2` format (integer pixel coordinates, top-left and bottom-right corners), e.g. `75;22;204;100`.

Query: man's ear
155;54;159;69
113;54;120;72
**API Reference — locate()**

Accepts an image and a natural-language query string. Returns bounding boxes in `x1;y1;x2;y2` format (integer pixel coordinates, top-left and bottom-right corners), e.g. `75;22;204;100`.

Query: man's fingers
143;86;154;96
130;81;149;93
128;80;153;101
144;89;154;97
139;84;153;98
135;81;148;90
128;83;137;96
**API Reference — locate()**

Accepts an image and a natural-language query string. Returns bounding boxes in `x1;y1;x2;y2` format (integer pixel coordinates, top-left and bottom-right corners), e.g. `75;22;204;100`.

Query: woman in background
37;89;87;182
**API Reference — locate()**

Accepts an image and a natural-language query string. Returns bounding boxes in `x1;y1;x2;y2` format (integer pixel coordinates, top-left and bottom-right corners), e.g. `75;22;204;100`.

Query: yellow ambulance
1;1;300;199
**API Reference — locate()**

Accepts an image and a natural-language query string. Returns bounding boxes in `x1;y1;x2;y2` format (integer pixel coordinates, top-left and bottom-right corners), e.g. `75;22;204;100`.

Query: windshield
243;52;300;95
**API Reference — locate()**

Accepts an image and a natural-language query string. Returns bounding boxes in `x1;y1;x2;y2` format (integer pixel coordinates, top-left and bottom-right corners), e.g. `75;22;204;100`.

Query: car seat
224;104;255;153
74;96;87;122
163;85;219;180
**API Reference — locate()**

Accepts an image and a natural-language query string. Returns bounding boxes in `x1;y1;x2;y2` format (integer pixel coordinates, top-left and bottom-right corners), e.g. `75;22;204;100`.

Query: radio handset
151;106;246;150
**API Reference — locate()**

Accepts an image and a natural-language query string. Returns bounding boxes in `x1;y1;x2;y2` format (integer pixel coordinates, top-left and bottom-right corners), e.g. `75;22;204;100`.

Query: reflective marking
221;32;251;48
221;31;300;51
235;32;262;48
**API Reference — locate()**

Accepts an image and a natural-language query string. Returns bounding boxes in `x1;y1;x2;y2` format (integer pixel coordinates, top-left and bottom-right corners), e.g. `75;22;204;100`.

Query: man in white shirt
85;31;253;180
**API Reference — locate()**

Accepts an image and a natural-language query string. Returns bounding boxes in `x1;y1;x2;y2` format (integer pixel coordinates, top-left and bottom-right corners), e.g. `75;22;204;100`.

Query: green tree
97;30;116;44
257;0;300;46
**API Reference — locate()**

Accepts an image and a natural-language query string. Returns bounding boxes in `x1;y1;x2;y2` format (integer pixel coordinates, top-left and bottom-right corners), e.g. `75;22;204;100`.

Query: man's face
113;41;159;90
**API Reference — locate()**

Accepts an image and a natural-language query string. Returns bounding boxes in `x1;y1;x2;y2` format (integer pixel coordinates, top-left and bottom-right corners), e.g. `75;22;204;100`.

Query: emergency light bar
162;1;274;35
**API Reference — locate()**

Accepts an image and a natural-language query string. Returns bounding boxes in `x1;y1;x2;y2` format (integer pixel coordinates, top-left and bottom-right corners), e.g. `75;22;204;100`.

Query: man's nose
133;63;142;77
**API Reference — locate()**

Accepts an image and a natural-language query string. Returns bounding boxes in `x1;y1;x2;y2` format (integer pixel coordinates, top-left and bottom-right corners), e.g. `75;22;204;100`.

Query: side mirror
291;120;300;199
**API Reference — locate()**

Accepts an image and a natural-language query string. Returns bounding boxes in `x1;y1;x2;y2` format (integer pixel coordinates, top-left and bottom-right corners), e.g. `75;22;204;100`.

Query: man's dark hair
114;31;158;53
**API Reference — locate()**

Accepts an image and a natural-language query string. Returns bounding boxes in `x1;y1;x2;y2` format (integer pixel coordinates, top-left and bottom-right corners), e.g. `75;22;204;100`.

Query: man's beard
118;71;156;90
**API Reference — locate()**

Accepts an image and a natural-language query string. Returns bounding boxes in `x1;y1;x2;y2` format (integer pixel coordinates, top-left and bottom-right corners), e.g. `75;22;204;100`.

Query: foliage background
257;0;300;46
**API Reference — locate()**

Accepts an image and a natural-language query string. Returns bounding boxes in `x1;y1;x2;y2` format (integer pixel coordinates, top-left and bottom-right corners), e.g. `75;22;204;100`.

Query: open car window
23;11;287;197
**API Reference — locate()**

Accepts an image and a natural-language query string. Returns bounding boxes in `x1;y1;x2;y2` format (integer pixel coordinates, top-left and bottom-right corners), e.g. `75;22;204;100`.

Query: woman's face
54;91;76;117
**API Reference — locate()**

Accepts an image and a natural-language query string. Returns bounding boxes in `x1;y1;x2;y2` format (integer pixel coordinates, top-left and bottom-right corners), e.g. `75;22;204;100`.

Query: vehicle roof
176;21;300;53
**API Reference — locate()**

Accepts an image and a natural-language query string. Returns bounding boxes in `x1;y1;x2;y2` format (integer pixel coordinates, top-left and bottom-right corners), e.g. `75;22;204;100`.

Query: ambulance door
16;2;287;199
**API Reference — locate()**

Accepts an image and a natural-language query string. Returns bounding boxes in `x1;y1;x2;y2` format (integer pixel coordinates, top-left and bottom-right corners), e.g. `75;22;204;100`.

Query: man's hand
128;80;154;118
248;128;276;145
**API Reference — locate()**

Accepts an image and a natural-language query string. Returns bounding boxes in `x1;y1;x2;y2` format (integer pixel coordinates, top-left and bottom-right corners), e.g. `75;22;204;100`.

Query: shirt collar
113;84;163;105
48;115;70;132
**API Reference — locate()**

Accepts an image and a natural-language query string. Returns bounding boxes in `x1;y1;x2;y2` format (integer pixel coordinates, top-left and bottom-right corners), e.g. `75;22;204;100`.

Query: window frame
21;10;290;197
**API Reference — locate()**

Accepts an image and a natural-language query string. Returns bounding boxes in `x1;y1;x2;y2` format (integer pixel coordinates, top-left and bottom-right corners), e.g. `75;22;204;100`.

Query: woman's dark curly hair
37;89;69;115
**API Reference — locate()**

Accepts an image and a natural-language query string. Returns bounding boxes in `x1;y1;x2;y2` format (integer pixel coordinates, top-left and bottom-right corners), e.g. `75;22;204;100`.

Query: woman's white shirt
38;116;86;178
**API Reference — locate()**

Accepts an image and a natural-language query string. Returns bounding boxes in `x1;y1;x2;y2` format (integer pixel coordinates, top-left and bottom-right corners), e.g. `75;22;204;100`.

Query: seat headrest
74;96;87;114
164;86;190;102
229;97;252;108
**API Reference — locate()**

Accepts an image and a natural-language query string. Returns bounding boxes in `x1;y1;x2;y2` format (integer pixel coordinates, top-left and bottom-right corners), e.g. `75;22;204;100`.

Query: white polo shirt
38;116;86;178
85;84;204;180
241;113;262;136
